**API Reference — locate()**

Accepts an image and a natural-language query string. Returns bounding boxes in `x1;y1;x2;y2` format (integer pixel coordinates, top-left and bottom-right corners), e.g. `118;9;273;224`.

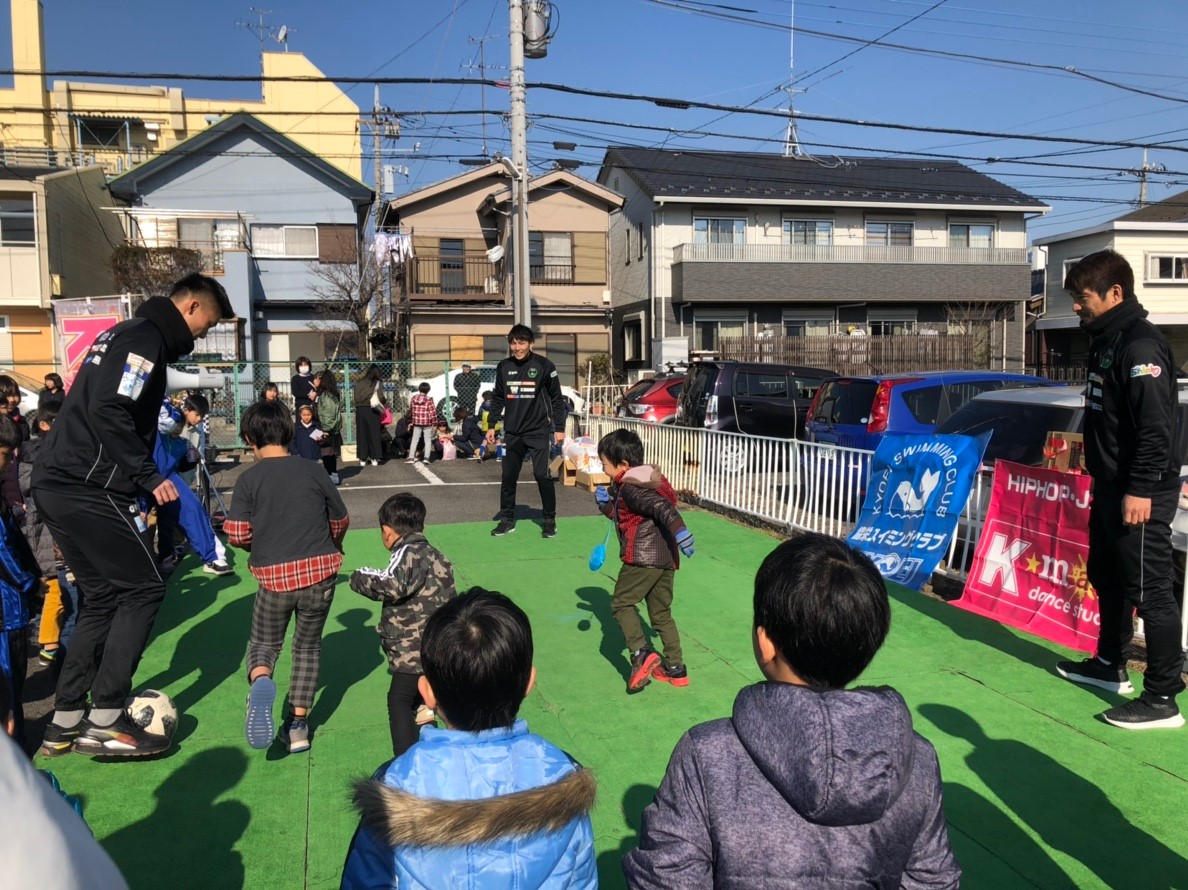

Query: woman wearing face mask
291;357;318;416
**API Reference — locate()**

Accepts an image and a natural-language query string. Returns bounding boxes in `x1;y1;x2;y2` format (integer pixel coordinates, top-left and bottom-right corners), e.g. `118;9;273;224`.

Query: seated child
290;404;324;463
452;407;484;459
349;493;455;757
622;534;961;889
595;428;695;693
224;400;349;754
341;589;597;889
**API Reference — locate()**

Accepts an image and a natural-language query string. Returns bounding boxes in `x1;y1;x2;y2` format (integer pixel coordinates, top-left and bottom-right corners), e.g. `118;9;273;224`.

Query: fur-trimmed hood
354;768;596;847
614;463;663;490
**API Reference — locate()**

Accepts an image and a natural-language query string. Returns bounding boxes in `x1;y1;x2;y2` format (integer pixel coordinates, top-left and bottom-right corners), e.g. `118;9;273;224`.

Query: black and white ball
125;689;179;738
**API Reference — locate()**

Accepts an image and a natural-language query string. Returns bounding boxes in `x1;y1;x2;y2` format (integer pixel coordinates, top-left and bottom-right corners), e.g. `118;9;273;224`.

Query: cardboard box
341;444;358;464
575;469;611;492
1041;431;1084;473
550;455;578;486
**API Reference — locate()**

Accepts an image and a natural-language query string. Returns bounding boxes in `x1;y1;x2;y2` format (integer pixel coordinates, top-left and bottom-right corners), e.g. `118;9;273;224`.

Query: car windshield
623;381;653;403
937;400;1080;466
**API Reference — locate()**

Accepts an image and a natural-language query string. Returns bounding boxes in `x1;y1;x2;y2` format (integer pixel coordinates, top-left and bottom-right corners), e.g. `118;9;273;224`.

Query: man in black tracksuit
34;274;233;757
485;324;568;539
1056;250;1185;730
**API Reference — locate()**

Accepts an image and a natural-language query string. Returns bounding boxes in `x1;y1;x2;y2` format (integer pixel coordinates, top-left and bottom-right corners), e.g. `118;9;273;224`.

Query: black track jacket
486;351;567;438
33;298;195;497
1083;298;1179;496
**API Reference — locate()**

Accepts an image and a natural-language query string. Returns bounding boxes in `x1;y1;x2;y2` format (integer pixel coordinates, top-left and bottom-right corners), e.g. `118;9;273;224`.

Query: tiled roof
1115;188;1188;223
600;147;1048;209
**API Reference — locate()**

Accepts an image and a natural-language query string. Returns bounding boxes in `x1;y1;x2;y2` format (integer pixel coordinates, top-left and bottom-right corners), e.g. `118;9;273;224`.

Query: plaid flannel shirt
411;393;437;427
224;516;349;593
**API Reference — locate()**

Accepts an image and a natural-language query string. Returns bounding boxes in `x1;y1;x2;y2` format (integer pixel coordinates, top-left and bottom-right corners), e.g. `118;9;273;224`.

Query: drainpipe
124;120;132;169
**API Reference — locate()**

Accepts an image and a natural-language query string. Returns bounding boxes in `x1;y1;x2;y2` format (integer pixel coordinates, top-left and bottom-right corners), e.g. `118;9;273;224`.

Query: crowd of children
2;382;963;887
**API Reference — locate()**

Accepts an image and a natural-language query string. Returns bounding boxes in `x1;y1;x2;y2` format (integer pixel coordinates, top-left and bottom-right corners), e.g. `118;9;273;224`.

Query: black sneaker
72;714;170;757
491;519;517;537
628;648;662;693
541;519;557;539
1102;693;1185;730
1056;657;1133;694
40;722;80;757
652;662;689;687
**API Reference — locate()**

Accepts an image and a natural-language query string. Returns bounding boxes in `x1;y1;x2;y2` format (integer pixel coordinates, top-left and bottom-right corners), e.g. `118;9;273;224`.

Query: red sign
58;314;121;386
954;461;1099;652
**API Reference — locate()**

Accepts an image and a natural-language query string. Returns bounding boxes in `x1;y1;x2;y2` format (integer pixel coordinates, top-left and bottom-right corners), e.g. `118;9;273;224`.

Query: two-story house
384;163;623;387
0;163;125;376
106;113;373;363
1032;189;1188;370
597;147;1049;377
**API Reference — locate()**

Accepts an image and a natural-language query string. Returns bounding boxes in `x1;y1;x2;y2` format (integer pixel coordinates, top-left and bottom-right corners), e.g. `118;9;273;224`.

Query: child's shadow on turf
103;746;249;888
313;608;385;727
575;585;637;682
596;782;658;889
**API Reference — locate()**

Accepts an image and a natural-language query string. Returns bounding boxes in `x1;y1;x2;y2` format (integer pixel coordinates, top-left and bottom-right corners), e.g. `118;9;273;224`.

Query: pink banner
954;460;1099;652
52;297;127;388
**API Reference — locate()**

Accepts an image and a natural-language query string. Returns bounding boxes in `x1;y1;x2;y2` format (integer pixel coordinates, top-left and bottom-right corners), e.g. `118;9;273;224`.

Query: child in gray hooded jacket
623;533;961;890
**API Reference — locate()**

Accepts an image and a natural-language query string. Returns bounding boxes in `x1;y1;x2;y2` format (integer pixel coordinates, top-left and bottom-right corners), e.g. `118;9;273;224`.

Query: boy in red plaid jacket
225;400;349;754
407;382;437;464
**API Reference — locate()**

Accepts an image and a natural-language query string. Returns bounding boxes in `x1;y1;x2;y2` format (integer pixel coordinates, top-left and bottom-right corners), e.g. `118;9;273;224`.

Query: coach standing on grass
34;274;233;758
486;325;567;539
1056;250;1185;730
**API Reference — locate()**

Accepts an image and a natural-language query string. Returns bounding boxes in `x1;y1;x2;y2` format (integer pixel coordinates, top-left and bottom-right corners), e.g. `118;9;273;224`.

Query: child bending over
341;589;597;889
225;400;349;754
349;492;456;757
623;534;961;889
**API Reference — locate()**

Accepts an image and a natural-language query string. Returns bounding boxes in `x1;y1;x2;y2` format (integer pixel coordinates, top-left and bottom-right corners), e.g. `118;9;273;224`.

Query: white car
407;364;585;417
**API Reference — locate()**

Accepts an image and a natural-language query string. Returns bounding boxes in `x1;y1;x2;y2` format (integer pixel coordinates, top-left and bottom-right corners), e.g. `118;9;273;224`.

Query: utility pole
509;0;532;329
1129;148;1166;208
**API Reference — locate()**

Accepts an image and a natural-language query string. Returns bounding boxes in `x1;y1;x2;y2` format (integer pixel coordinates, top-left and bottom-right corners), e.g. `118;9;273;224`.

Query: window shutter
317;224;357;263
572;232;606;285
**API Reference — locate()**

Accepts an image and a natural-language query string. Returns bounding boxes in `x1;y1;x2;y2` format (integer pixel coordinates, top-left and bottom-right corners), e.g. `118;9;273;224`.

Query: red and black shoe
653;662;689;687
628;648;662;693
72;713;170;758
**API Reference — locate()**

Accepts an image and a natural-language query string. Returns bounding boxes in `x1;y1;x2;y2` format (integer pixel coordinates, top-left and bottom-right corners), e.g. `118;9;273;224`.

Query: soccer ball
125;689;179;739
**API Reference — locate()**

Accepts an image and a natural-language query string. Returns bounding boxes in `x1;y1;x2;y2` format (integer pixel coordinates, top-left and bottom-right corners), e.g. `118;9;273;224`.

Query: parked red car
616;375;685;424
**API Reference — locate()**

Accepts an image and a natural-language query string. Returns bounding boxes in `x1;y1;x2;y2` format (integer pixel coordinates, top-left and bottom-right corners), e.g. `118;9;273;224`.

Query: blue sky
6;0;1188;241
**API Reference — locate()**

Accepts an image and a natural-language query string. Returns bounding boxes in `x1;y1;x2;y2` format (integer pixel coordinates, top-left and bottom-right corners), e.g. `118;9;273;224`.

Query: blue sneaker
245;676;277;749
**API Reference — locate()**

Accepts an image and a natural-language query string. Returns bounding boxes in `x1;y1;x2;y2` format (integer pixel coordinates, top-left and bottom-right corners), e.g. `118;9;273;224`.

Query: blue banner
847;433;987;590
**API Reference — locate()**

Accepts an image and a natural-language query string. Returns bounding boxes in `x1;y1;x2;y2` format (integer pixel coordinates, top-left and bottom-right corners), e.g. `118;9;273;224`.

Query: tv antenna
462;35;506;159
235;7;296;58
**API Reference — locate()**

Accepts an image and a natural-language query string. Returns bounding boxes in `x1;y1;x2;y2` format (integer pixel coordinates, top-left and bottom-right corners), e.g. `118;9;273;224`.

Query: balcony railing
530;262;574;285
674;243;1029;265
409;255;501;296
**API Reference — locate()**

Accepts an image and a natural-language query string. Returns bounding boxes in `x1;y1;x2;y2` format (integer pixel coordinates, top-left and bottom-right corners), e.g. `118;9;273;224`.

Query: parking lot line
412;460;445;485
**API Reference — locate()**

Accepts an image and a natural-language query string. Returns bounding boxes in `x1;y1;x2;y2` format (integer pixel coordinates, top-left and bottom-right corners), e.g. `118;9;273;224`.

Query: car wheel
716;440;748;475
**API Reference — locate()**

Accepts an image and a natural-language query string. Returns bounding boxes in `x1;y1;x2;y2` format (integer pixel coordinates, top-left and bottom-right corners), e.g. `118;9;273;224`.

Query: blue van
804;371;1060;451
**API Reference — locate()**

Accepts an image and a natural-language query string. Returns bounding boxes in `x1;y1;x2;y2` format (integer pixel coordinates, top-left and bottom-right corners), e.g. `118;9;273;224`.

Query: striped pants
246;579;335;710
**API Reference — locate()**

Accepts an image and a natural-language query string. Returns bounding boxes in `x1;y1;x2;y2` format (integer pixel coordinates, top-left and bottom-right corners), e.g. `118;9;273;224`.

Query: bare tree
111;245;204;298
306;256;391;361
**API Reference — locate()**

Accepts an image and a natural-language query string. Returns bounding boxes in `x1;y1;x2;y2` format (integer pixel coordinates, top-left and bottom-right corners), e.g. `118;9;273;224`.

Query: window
538;333;576;387
624;318;643;362
783;309;834;338
693;315;746;352
901;386;944;425
868;309;917;336
1061;257;1083;289
734;371;788;399
439;239;465;294
0;197;35;246
784;219;833;246
529;232;574;284
251;224;318;258
949;223;994;249
865;221;913;247
693;217;746;245
1147;254;1188;281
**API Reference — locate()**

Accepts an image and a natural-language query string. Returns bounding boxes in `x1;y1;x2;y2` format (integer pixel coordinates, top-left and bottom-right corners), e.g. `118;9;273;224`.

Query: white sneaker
359;460;366;467
329;472;340;485
203;561;233;576
370;459;379;466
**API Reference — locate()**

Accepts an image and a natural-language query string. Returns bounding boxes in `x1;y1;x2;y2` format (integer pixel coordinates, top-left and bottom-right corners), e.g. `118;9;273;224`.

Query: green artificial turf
37;511;1188;889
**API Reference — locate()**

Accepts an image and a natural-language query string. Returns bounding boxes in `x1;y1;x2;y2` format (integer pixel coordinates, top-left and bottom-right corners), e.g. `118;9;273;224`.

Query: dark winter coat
454;416;485;450
486;352;566;439
33;298;194;497
1083;298;1180;495
290;421;323;462
598;464;686;570
17;437;55;574
623;682;961;889
348;532;456;673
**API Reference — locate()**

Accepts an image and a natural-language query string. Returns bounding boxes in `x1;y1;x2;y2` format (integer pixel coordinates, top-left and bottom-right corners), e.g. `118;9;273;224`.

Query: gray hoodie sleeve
622;732;714;890
900;742;962;890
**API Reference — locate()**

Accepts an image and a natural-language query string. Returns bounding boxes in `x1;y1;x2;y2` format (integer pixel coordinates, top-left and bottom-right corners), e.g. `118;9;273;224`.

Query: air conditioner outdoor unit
484;277;500;294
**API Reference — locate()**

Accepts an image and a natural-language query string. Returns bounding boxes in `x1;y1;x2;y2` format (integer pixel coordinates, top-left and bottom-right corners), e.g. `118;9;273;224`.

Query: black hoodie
1083;298;1179;495
33;298;195;497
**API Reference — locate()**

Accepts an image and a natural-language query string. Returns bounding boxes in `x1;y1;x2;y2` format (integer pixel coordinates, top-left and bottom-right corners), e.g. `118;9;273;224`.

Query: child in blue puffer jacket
341;588;597;890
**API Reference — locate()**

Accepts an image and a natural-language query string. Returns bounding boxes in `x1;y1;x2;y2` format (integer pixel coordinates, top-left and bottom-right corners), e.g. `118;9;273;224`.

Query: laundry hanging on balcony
373;232;413;267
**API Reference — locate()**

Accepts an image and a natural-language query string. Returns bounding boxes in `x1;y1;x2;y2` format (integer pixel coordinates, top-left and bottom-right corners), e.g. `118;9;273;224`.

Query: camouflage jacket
349;532;456;673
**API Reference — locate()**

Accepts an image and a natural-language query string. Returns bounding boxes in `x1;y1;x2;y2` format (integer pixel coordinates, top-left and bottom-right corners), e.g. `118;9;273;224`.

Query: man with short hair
35;273;234;757
453;363;482;415
485;325;567;538
1056;249;1185;730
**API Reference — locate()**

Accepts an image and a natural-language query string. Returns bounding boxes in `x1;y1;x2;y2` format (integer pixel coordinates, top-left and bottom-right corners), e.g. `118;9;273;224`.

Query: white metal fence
584;415;985;586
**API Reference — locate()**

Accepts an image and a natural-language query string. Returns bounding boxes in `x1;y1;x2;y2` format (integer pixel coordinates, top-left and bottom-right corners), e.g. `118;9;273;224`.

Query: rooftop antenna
462;35;505;159
783;0;803;158
235;7;296;62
